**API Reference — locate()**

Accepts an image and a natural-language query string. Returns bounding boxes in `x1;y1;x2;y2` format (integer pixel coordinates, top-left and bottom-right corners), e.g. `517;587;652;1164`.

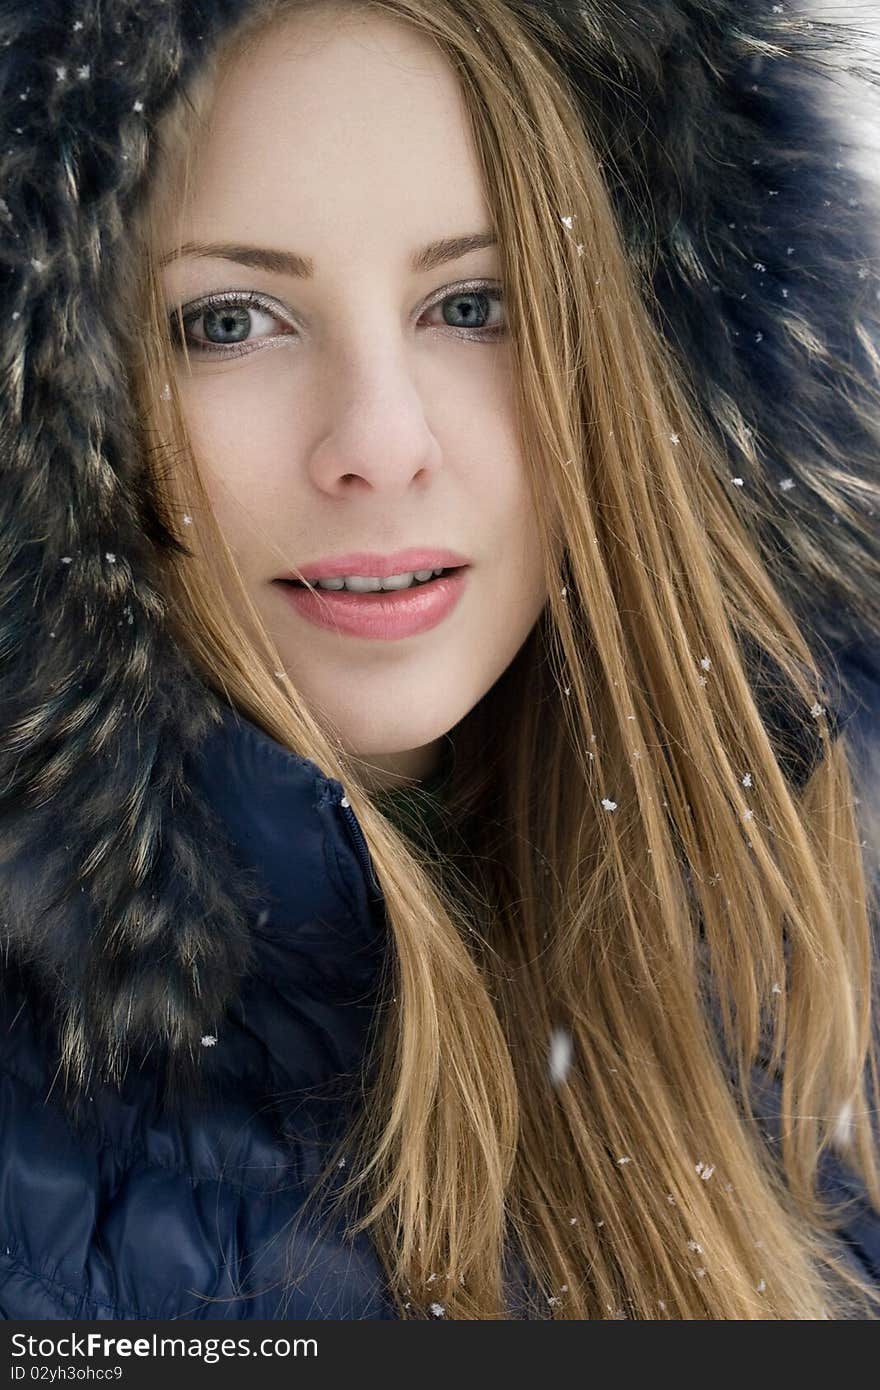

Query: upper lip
277;548;471;581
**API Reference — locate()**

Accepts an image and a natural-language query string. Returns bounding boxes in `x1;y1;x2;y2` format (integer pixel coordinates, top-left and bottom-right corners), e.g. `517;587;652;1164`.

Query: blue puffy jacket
2;640;880;1319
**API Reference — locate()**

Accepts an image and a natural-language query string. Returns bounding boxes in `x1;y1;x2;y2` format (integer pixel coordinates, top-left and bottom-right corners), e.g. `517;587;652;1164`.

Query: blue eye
168;290;289;359
167;282;506;359
425;285;506;338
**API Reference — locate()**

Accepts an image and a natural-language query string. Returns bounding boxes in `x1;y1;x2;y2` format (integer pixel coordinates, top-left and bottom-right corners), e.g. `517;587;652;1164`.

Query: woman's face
160;8;549;792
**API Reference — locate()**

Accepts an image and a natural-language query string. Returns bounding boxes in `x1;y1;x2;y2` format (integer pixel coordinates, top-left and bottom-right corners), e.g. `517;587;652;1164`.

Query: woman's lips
274;568;468;640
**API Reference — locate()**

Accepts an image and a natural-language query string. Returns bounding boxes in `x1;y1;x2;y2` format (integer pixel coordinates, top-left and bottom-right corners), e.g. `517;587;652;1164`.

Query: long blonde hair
125;0;880;1317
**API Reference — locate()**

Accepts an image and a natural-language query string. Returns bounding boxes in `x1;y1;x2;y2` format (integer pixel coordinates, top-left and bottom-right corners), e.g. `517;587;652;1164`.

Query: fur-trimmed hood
1;0;879;1106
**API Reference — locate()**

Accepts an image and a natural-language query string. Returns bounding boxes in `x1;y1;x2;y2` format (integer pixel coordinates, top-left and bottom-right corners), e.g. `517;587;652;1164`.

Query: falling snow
741;773;752;787
700;657;711;670
695;1162;715;1181
810;702;824;718
429;1302;445;1317
616;1156;632;1166
548;1027;573;1086
200;1035;217;1047
601;798;618;812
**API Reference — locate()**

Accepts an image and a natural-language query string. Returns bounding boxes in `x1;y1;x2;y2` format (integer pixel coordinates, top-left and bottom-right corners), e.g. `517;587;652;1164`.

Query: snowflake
756;1279;766;1294
742;809;754;822
133;100;144;113
601;798;617;812
700;656;711;670
771;983;782;994
200;1034;217;1047
549;1027;573;1086
779;477;795;491
688;1240;703;1253
695;1162;715;1181
741;773;752;787
428;1303;445;1317
616;1156;632;1166
731;477;744;487
56;66;67;81
105;552;116;563
670;432;680;446
560;214;574;229
182;514;192;525
77;65;90;80
810;702;824;718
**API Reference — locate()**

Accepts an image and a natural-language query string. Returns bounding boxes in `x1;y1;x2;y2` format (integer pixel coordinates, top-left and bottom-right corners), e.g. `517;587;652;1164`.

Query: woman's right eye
169;291;294;359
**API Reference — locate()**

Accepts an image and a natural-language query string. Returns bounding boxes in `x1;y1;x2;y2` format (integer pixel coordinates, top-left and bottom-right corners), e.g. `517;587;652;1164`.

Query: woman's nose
305;342;443;496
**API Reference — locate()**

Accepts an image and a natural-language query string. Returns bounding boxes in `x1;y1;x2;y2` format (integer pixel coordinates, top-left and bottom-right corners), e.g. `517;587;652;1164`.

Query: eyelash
167;281;506;359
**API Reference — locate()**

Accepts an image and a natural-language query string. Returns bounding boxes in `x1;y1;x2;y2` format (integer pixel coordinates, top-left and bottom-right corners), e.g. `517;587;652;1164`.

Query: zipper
338;793;381;897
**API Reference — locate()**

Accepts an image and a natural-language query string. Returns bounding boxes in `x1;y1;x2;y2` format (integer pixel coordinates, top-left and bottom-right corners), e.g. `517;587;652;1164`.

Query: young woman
1;0;879;1321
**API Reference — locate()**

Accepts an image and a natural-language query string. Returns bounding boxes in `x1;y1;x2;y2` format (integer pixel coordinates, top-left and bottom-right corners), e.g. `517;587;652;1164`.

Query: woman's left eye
167;283;506;359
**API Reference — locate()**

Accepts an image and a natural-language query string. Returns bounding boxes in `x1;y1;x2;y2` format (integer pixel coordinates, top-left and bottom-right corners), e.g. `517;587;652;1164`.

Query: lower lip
274;568;469;640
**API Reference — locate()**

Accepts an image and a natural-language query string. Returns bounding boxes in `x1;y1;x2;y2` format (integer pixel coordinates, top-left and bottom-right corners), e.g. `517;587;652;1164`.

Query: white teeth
313;567;446;592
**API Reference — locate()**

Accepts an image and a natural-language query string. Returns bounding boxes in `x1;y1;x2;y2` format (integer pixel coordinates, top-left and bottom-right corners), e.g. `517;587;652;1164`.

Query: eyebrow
159;232;499;277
